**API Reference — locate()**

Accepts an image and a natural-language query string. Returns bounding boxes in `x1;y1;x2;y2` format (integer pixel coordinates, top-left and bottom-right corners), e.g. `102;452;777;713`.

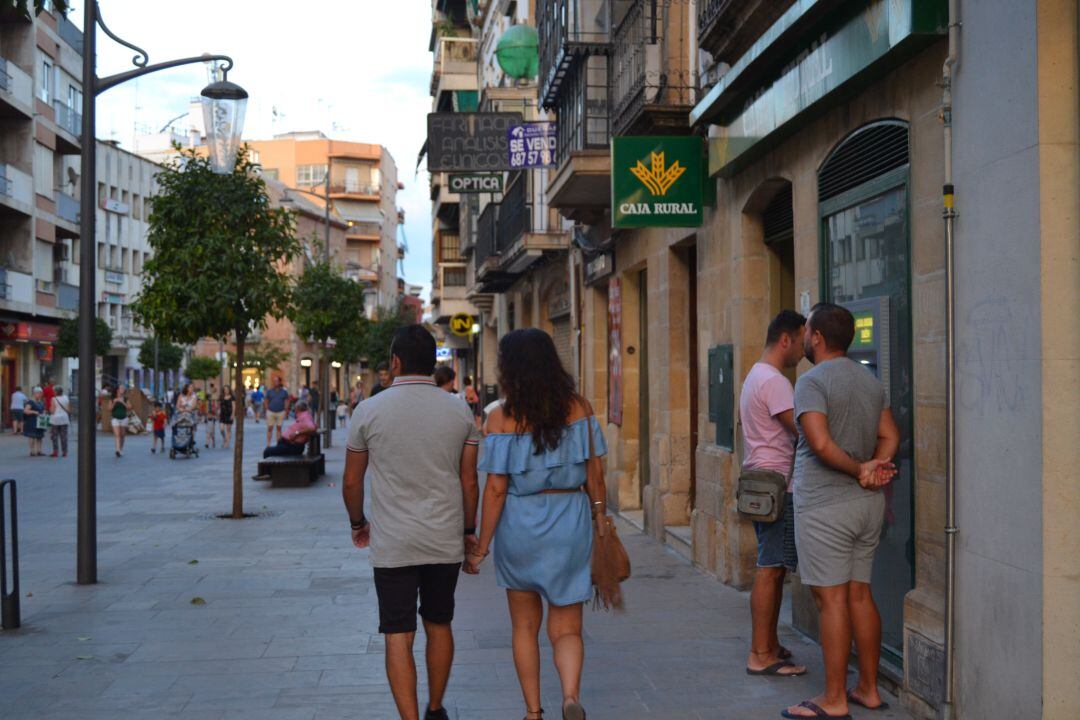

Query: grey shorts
795;492;885;587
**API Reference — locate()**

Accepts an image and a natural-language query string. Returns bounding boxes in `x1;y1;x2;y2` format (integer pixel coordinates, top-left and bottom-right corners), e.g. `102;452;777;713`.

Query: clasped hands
858;459;897;489
464;535;485;575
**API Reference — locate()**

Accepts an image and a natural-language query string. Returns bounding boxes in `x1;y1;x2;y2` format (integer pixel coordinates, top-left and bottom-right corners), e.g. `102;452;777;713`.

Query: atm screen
852;312;875;350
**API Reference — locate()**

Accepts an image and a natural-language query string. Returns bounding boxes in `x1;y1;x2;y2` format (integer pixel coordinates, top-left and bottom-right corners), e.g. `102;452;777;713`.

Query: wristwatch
464;526;476;536
350;516;367;529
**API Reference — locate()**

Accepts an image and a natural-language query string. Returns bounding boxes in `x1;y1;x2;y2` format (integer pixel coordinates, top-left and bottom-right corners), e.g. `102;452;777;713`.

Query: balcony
474;201;499;274
611;0;697;136
55;190;79;235
56;281;78;311
430;36;479;108
495;174;568;277
53;101;82;153
539;0;613;108
0;268;34;308
0;59;34;118
547;57;611;222
57;12;84;55
431;173;461;223
0;163;33;215
697;0;798;64
330;182;379;199
346;221;382;240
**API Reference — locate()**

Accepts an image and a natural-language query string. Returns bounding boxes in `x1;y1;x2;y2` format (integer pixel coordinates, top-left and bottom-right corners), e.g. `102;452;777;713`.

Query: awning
333;201;384;225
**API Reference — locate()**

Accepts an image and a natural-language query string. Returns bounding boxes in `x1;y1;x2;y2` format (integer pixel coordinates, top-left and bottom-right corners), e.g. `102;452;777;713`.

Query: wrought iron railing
554;54;610;166
539;0;612;108
496;174;529;254
330;183;379;196
611;0;697;135
474;202;499;270
443;265;467;287
697;0;734;42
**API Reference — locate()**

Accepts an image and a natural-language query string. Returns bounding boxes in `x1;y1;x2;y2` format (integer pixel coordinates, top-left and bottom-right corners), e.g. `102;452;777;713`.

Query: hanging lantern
201;79;248;174
495;25;539;80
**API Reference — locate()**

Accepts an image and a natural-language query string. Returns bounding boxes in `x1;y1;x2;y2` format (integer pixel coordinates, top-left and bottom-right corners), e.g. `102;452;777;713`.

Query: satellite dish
572;217;611;253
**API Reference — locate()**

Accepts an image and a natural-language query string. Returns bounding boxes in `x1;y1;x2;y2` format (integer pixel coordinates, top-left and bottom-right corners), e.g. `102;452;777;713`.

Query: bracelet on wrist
464;526;476;536
350;517;367;529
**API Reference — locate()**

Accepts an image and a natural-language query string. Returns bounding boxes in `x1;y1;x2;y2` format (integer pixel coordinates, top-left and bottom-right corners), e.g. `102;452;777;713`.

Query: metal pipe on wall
941;0;960;716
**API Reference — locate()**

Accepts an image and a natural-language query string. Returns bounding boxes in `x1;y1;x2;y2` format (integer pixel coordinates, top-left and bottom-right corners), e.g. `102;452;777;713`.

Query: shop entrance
637;269;650;508
814;121;916;662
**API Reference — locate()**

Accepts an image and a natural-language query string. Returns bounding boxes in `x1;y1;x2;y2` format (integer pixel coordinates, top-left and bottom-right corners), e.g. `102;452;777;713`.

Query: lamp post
77;1;246;585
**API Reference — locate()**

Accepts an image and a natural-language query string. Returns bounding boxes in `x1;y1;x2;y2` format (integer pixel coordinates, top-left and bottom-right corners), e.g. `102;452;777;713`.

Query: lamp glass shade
201;80;248;174
495;25;539;79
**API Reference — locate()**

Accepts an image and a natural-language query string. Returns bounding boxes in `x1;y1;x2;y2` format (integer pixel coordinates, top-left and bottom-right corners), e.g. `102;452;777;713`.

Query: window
262;168;279;181
296;164;327;185
39;57;53;104
67;85;82;111
33;143;53;197
438;232;462;262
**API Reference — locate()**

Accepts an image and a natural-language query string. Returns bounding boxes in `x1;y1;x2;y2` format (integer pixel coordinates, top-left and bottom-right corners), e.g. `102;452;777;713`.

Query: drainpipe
941;0;960;718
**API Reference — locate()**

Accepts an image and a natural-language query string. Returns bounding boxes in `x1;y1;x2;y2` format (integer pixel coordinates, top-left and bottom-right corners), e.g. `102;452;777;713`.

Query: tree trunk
231;334;246;519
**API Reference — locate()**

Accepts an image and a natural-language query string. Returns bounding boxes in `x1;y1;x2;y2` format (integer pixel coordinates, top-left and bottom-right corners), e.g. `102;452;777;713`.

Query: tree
57;317;112;359
228;341;289;382
185;356;223;392
3;0;69;21
132;148;299;519
355;303;414;369
136;336;184;372
289;260;368;426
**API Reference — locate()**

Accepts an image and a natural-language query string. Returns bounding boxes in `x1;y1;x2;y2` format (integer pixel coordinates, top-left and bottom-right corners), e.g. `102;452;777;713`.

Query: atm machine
842;296;892;405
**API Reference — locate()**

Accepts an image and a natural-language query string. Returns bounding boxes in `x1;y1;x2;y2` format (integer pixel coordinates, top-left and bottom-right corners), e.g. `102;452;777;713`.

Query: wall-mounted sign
436;345;453;362
547;281;570;320
449;173;504;194
612;136;704;229
607;279;623;427
427;113;523;172
102;198;130;214
449;312;474;337
584;250;614;286
0;320;59;344
105;270;125;285
508;122;556;169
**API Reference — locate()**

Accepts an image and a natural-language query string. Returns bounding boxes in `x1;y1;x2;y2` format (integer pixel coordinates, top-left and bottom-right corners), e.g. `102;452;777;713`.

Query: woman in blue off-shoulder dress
469;328;608;720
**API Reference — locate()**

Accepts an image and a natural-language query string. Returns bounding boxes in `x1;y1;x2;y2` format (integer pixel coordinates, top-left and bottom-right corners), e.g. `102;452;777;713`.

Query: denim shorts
753;492;797;572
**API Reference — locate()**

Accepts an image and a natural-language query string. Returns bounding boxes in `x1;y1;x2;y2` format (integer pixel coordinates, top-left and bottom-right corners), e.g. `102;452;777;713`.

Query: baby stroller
170;411;199;459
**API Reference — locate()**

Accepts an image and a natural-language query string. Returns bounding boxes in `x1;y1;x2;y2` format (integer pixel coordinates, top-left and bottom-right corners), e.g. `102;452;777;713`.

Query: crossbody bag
736;451;795;524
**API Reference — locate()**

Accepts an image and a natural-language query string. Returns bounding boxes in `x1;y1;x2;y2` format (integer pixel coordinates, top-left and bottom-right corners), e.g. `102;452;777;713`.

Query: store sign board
612;137;704;229
427;113;524;172
508;122;557;168
0;320;59;343
448;173;504;194
698;0;947;176
449;312;474;337
584;250;614;285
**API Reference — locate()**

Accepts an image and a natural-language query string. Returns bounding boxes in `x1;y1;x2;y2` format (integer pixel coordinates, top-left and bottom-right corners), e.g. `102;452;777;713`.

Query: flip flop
747;661;807;677
781;700;852;719
847;690;889;711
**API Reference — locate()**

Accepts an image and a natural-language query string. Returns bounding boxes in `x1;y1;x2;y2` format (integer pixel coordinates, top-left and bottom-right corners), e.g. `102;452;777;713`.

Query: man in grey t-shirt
783;303;899;720
342;325;480;720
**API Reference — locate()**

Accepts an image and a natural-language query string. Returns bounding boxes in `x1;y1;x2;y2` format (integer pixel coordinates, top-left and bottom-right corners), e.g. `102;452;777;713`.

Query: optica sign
448;173;504;194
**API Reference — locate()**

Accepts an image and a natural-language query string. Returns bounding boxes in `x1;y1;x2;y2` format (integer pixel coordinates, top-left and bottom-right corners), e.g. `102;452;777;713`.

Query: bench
254;435;325;487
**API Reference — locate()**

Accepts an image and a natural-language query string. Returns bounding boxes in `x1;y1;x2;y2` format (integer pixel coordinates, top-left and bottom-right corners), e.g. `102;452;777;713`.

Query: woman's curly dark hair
498;328;578;454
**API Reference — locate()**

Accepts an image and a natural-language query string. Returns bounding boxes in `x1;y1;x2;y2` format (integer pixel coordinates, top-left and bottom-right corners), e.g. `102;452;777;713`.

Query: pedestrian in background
470;328;608;720
48;386;71;458
110;385;131;458
204;382;218;449
741;310;807;678
349;380;364;412
264;376;290;446
433;365;457;394
22;386;46;456
369;361;391;397
251;384;265;423
463;376;480;421
342;325;480;720
783;303;900;720
150;402;167;454
219;386;235;449
10;385;27;434
262;400;316;457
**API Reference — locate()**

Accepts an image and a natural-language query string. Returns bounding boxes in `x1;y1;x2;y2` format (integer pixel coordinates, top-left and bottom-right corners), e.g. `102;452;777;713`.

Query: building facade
0;4;83;426
429;0;1080;717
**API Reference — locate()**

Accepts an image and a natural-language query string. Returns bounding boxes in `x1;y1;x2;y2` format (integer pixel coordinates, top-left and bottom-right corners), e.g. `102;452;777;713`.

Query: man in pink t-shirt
740;309;806;677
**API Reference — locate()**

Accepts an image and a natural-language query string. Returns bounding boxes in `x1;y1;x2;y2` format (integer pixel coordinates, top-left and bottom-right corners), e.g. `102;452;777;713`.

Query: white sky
70;0;434;297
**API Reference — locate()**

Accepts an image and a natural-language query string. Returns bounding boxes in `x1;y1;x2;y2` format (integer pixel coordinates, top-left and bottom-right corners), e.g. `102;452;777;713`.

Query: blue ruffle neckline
479;416;608;474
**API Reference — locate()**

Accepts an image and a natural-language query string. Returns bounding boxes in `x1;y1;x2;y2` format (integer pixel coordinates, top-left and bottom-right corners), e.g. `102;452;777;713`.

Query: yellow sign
630;152;686;196
853;314;874;348
450;313;474;337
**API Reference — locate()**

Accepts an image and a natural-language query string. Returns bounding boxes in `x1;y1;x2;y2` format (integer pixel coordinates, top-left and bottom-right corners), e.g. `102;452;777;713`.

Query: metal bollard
0;479;19;630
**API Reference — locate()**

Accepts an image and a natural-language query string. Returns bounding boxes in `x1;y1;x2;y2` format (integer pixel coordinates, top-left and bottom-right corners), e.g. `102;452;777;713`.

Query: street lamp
201;80;249;174
77;1;247;585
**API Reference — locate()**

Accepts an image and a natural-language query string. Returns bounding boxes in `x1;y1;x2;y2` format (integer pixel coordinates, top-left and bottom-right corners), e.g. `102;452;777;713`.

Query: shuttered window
552;317;573;374
818;121;909;203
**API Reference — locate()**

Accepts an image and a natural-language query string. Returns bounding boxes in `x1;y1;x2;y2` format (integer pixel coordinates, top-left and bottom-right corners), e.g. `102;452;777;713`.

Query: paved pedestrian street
0;429;911;720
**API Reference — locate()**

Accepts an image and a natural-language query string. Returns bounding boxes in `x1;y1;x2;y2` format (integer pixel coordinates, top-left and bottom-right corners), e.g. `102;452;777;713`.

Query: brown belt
539;487;584;495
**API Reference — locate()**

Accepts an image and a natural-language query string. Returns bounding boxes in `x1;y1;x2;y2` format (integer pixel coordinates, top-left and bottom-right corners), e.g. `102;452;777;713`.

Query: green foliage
290;259;368;343
229;341;289;372
137;336;184;371
4;0;69;21
131;147;299;346
57;317;112;358
185;355;223;382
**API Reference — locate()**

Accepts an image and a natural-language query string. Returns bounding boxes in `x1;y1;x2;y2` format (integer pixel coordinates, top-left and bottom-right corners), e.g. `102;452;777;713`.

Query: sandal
747;661;806;676
846;690;889;711
562;701;585;720
524;710;544;720
781;700;852;719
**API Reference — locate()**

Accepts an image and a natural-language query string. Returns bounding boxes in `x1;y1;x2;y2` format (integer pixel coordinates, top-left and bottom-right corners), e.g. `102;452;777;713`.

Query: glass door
822;182;914;660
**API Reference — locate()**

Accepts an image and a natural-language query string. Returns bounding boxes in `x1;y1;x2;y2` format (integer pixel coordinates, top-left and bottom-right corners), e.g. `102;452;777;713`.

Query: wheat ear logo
630;151;686;196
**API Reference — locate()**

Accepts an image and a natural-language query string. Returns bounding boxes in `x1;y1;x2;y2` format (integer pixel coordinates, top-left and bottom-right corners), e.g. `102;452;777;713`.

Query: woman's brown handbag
586;414;630;610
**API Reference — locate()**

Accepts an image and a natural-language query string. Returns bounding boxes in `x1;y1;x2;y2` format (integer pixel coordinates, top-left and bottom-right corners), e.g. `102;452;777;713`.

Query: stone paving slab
0;428;913;719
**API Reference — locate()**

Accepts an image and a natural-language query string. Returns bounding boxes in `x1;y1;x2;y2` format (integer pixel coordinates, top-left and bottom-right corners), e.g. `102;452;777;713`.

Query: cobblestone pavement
0;426;912;719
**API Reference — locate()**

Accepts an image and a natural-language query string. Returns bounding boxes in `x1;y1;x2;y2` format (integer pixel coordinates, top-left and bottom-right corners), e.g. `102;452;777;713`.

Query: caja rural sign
612;136;704;229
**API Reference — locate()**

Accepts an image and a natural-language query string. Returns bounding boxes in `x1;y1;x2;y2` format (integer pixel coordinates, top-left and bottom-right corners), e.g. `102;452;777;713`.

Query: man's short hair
433;365;456;387
808;302;856;352
390;326;437;376
376;361;390;373
294;400;309;412
766;309;807;346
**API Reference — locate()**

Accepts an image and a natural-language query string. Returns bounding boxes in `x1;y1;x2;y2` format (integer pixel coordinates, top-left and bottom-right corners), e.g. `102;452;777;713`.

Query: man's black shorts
373;563;461;634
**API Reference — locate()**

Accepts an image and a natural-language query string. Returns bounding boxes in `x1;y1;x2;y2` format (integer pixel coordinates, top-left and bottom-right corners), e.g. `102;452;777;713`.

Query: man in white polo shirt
342;325;480;720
